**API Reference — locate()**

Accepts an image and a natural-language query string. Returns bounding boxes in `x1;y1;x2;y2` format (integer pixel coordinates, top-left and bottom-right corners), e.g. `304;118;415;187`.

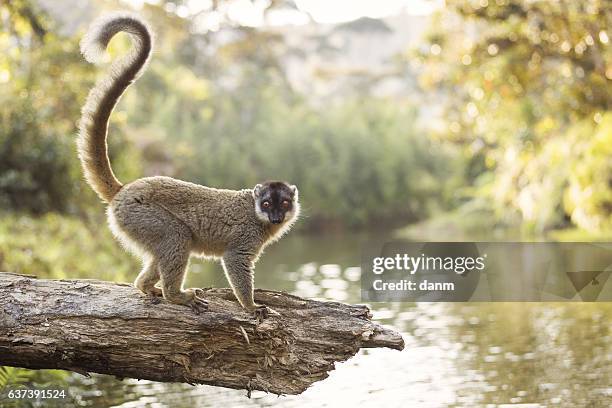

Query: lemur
78;13;300;319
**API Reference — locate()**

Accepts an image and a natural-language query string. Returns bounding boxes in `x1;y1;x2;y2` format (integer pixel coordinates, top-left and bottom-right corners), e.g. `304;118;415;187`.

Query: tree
414;0;611;232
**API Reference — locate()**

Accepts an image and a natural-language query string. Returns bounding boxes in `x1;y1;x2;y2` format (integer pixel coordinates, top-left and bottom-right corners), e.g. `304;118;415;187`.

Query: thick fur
78;14;299;313
78;12;152;203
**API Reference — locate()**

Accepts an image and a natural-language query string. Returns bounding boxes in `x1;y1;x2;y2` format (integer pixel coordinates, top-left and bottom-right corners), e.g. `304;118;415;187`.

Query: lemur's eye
281;200;290;210
262;201;270;208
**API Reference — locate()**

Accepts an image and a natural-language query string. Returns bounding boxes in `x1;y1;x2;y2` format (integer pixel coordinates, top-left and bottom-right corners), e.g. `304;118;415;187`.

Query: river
43;233;612;407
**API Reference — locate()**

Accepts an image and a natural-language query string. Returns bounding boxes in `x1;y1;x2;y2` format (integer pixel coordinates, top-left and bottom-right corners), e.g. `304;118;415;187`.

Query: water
24;234;612;407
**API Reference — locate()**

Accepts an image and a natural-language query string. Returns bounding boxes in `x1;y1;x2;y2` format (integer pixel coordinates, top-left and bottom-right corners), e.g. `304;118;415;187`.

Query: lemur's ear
253;184;263;199
290;185;298;198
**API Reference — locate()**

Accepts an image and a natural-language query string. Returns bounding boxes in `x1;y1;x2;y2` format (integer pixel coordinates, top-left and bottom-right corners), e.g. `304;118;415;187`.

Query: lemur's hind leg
157;239;208;314
113;200;207;313
134;257;162;297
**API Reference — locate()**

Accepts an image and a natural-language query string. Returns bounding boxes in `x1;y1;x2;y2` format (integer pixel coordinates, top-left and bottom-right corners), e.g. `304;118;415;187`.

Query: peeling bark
0;272;403;395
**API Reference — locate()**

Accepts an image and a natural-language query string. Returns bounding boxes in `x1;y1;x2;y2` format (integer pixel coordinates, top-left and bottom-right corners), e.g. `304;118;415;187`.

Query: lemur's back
111;176;263;255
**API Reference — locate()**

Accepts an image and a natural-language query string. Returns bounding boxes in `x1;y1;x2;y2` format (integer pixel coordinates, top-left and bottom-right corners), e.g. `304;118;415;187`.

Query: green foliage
0;3;77;213
111;12;461;229
415;0;611;233
0;1;142;215
0;212;139;282
3;0;607;233
0;366;32;391
0;101;75;213
0;0;459;229
565;113;612;230
140;80;458;227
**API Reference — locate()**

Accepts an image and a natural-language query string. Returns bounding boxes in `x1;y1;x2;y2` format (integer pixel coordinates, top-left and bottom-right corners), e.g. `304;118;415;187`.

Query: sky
132;0;443;28
294;0;443;23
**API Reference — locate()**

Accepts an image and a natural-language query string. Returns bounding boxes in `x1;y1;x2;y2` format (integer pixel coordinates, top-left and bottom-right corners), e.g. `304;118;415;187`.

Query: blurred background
0;0;611;407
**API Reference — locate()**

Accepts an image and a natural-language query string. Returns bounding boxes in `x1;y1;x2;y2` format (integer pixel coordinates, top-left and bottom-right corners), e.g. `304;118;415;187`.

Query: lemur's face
253;181;299;225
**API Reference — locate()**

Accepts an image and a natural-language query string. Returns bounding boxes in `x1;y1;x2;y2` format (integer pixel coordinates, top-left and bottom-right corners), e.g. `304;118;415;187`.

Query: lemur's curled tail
78;13;152;202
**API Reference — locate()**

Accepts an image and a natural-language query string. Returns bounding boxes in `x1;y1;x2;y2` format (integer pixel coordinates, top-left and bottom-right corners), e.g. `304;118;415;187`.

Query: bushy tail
77;12;152;202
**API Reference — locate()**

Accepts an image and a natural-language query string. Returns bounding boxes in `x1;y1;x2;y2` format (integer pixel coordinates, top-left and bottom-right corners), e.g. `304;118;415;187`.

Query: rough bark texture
0;272;403;395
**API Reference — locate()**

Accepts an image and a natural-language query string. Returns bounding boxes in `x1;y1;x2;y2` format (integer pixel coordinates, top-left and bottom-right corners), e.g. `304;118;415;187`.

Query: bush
565;114;612;231
0;102;75;213
0;212;139;282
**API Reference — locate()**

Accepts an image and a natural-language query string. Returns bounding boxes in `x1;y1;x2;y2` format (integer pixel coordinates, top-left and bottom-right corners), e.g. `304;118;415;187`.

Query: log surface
0;272;404;395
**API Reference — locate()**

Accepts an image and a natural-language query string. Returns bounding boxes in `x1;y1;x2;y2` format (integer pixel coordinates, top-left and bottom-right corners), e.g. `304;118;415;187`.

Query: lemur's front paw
189;288;209;314
190;297;209;314
148;294;162;304
142;287;163;304
252;304;280;322
193;288;206;298
147;286;163;297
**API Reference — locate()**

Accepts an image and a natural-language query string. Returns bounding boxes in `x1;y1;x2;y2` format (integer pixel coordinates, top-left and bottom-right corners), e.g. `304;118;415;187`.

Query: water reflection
63;233;612;407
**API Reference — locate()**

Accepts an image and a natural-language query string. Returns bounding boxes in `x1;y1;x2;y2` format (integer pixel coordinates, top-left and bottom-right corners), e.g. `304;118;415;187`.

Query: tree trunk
0;272;403;395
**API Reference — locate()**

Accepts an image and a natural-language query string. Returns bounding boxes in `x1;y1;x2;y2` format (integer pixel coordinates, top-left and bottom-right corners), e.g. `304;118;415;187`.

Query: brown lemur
78;13;300;318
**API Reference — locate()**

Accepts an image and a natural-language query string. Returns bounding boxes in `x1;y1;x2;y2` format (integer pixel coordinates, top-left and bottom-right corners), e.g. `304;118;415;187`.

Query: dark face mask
254;181;296;224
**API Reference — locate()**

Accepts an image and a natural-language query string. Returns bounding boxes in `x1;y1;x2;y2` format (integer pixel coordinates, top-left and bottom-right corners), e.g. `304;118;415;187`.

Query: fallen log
0;272;403;395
